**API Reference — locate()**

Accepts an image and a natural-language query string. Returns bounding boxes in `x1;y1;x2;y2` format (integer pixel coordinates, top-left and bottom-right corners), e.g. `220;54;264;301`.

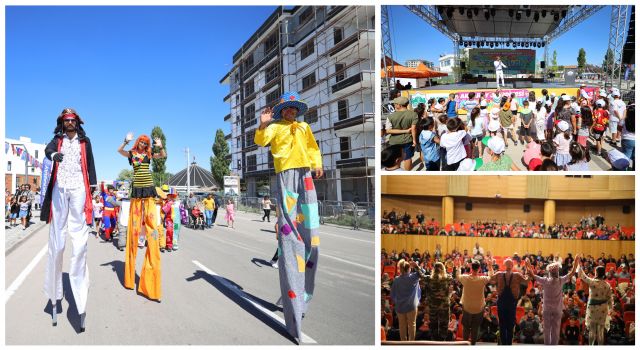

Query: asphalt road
5;210;375;345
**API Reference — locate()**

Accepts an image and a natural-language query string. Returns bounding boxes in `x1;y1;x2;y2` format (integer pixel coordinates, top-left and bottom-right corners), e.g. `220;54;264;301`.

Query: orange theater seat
516;307;526;324
381;326;386;341
606;263;617;273
456;313;464;341
618;277;630;285
384;265;396;279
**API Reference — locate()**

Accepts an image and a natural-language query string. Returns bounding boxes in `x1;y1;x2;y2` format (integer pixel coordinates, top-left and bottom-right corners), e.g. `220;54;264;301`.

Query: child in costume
160;185;175;251
117;133;166;301
254;91;322;343
99;182;118;241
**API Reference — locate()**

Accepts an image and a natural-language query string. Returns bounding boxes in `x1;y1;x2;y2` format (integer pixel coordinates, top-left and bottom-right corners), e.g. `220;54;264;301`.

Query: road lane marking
320;253;375;271
192;260;317;344
5;244;48;304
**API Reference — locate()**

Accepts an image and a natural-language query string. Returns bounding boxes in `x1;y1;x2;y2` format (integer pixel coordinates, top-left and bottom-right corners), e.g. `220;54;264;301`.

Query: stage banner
468;49;536;75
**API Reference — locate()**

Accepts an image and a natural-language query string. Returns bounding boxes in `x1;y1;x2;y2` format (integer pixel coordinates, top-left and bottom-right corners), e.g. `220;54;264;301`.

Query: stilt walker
117;133;166;301
41;108;96;331
255;92;323;343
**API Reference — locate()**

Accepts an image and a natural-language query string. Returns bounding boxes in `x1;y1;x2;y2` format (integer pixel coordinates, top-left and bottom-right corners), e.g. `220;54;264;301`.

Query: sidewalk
5;209;47;254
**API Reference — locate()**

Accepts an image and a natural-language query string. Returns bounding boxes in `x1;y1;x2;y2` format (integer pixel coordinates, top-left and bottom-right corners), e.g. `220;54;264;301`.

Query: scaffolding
226;6;375;204
607;5;631;90
381;5;395;105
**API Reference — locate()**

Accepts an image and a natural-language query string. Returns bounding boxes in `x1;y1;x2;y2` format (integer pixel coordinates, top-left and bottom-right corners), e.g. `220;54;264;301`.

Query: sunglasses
63;119;77;123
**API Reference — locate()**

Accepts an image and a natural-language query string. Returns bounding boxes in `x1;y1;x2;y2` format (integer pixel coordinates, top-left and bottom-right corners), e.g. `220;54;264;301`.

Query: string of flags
5;142;44;169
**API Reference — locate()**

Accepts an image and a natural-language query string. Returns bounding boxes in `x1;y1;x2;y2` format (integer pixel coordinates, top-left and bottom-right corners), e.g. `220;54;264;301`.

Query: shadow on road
260;229;276;234
100;260;139;289
186;270;292;343
62;273;83;334
251;257;273;268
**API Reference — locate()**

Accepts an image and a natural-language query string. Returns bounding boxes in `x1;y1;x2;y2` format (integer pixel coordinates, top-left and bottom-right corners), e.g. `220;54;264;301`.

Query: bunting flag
16;148;22;156
11;144;15;154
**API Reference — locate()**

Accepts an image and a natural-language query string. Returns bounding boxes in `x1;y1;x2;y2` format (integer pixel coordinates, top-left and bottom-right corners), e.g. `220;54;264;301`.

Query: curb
5;223;47;257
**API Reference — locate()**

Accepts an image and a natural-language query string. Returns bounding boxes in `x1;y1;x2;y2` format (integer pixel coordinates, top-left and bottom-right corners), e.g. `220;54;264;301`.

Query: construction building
221;6;375;203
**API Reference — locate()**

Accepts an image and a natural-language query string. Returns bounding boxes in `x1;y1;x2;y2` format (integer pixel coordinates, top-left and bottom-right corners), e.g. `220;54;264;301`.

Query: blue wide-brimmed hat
272;91;308;120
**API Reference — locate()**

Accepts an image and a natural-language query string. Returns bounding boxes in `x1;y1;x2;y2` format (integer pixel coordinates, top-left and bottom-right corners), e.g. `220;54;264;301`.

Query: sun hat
557;120;570;132
474;158;484;170
272;91;309;120
480;100;487;107
392;96;409;105
487;136;505;154
596;99;606;107
490;107;500;119
457;158;476;171
488;120;500;132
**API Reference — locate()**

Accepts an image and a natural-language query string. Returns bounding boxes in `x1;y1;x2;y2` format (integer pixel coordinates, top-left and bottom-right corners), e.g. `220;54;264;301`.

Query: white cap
457;158;476;171
488;120;500;132
562;95;572;101
599;90;608;97
596;99;606;107
613;91;621;97
545;100;552;106
487;137;505;154
434;104;443;111
551;92;556;97
480;100;487;107
490;107;500;118
557;120;570;132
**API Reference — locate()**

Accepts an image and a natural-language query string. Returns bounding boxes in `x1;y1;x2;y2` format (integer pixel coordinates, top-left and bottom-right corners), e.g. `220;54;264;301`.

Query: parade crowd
382;85;634;171
381;246;635;345
380;210;635;240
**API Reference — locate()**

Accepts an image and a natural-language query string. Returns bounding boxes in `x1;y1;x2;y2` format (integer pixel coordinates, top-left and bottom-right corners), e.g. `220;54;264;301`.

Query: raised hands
154;137;163;148
260;107;273;125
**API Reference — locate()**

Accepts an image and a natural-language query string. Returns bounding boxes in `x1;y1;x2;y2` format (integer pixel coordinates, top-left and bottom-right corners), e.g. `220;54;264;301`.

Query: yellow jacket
254;119;322;173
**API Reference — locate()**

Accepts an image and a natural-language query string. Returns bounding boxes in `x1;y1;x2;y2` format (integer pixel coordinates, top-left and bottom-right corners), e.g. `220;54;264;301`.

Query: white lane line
320;231;374;244
321;253;375;271
5;244;48;304
192;260;317;344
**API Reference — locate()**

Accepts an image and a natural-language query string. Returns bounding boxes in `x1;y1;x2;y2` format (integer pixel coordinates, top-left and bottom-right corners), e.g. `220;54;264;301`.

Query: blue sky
6;6;277;180
388;6;617;67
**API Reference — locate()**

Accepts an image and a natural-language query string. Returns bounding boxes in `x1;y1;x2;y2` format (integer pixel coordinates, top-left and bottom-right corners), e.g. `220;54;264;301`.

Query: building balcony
224;113;232;122
336;156;375;169
331;70;374;96
334;113;374;135
225;133;231;140
223;93;231;102
328;30;375;59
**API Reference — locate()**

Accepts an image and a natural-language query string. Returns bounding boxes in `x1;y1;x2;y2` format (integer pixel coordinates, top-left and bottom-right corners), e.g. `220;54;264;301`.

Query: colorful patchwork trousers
275;168;320;341
124;197;162;300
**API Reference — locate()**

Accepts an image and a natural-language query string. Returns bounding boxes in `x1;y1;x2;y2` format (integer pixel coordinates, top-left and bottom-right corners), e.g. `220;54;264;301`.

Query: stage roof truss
382;5;396;98
607;5;630;89
546;6;605;42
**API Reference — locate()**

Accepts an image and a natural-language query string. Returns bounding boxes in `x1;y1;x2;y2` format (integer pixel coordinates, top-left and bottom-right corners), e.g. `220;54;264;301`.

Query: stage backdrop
468;49;536;75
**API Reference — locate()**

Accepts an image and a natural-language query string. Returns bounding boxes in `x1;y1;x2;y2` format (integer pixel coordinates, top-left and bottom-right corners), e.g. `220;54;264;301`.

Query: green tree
117;169;134;182
602;48;614;74
577;48;586;72
552;50;558;70
210;129;231;187
150;126;168;186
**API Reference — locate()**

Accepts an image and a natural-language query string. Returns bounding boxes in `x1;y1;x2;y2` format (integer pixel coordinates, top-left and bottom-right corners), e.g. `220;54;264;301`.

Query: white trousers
496;70;505;88
44;183;90;315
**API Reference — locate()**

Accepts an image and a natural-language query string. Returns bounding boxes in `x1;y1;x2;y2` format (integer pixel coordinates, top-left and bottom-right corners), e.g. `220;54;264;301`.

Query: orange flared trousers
124;197;162;300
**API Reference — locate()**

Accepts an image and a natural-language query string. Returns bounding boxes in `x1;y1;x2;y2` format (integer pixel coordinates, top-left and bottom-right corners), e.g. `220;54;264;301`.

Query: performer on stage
525;257;580;344
42;108;96;331
117;133;166;301
455;259;494;345
494;56;507;90
578;263;614;345
488;258;529;345
254;91;322;343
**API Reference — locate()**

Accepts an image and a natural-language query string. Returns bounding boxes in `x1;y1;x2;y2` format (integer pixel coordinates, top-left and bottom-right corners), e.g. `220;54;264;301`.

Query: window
302;72;316;90
268;153;274;169
35;150;38;159
244;79;255;97
335;63;346;82
7;161;11;171
339;137;351;160
338;100;349;120
333;27;344;45
244;54;254;71
299;7;313;26
305;108;318;124
236;137;241;149
245;103;256;120
300;39;314;60
265;62;280;84
266;89;280;107
264;31;278;53
236;95;240;103
247;155;257;172
246;130;256;147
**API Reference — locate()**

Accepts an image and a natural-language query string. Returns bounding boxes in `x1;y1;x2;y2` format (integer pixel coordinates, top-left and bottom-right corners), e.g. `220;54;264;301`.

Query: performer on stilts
117;133;166;301
255;91;323;343
525;256;580;344
42;108;96;332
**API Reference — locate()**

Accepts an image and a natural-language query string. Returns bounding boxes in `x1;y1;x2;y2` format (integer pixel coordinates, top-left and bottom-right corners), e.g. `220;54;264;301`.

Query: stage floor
416;82;581;90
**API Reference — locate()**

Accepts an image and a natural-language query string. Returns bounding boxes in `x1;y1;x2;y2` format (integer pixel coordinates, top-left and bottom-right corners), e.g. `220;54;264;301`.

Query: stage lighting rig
541;10;547;18
467;9;473;19
516;11;522;21
473;8;479;16
509;9;514;17
490;8;496;17
526;9;531;17
484;9;490;21
534;11;539;22
459;7;464;15
446;7;454;18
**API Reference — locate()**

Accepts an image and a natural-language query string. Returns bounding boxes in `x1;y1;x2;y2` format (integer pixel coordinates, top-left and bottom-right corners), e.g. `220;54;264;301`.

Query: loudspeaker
540;61;546;69
623;205;631;214
465;203;473;211
515;81;533;88
460;61;466;70
477;82;488;89
524;204;531;213
487;82;498;89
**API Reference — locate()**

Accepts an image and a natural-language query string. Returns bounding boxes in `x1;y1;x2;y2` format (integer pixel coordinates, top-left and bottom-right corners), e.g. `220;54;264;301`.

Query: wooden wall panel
453;198;544;224
382;195;442;221
555;200;635;227
546;176;634;200
381;235;635;258
381;176;448;196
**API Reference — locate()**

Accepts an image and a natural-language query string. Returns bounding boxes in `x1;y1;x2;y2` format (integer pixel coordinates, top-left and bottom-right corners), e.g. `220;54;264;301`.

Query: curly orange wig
132;135;152;158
